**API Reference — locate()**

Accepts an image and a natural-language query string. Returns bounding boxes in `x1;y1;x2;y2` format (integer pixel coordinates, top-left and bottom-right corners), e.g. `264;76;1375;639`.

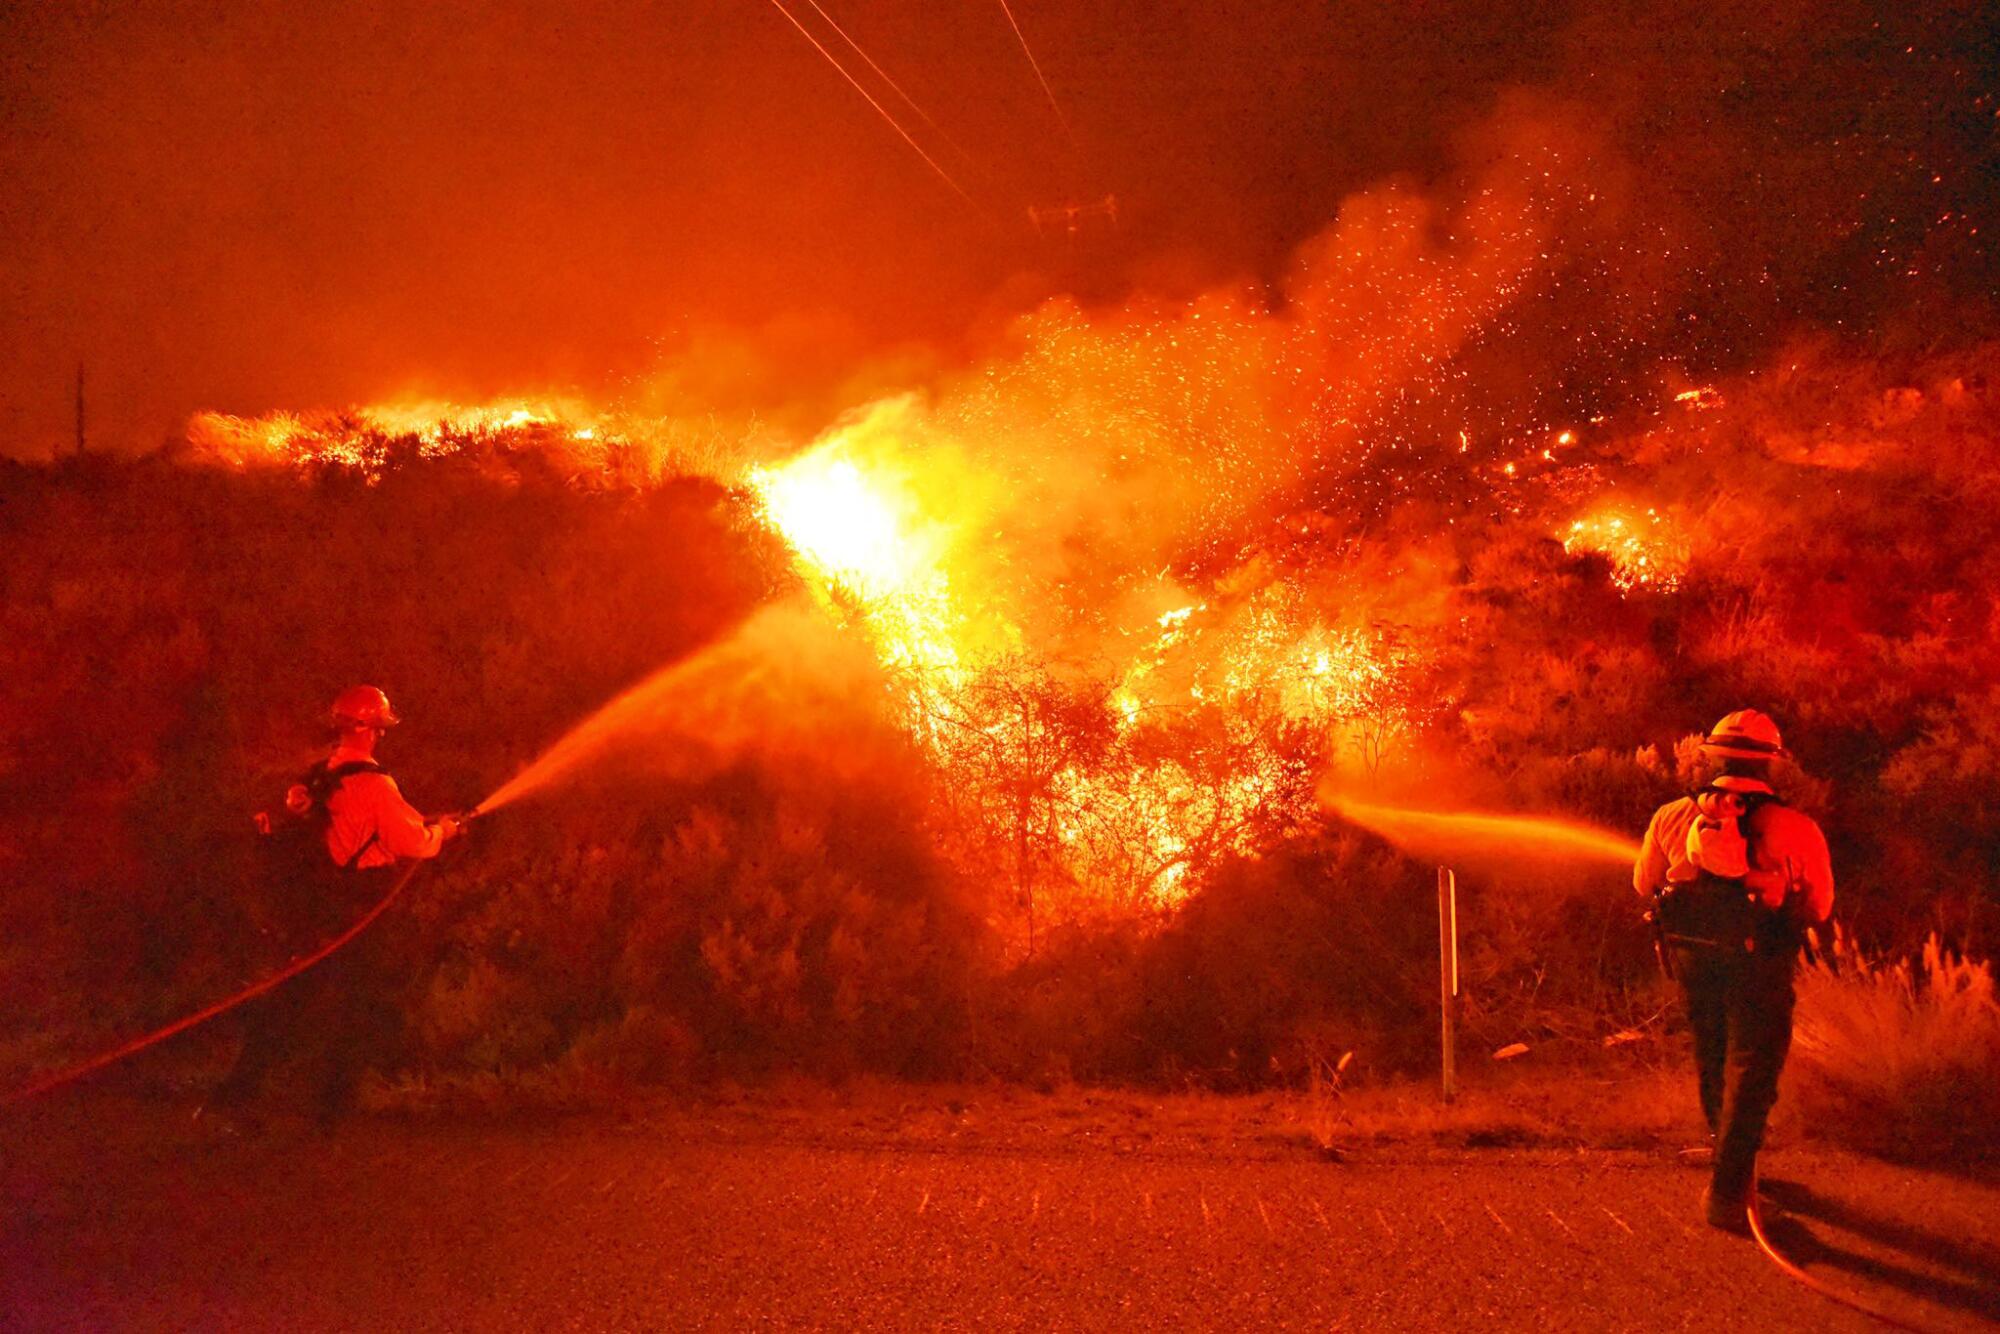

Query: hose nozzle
438;807;485;842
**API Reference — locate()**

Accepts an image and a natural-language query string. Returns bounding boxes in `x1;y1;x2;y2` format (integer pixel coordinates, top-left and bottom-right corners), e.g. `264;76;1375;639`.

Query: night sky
1;1;1992;456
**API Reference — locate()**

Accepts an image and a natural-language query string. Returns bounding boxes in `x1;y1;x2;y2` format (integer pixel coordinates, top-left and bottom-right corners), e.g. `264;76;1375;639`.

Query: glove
433;815;465;843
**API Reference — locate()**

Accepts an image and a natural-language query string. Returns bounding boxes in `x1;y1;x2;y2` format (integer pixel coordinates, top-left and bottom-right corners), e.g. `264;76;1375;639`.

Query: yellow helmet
1699;708;1786;761
330;685;400;730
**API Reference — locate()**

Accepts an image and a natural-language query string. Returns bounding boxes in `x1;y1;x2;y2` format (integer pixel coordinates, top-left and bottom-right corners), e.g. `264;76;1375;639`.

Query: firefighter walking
1634;709;1833;1233
208;686;463;1127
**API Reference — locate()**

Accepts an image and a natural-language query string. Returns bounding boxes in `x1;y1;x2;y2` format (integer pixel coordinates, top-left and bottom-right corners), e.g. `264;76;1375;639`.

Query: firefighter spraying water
3;624;856;1112
206;687;467;1128
1634;709;1834;1234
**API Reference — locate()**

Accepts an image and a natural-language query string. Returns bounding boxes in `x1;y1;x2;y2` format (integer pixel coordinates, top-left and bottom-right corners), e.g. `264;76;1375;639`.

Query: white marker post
1438;866;1459;1103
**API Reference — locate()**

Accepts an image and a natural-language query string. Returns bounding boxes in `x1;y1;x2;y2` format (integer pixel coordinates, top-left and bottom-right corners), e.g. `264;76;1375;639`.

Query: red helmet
330;685;400;730
1700;708;1786;761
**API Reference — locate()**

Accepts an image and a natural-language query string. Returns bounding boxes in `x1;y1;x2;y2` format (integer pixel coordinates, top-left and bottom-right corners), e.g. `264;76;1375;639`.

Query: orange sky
1;1;1991;456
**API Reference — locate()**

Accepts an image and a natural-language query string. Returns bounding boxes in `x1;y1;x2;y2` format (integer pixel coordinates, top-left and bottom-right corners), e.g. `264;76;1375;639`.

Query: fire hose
0;833;457;1108
1747;1179;1938;1333
0;822;1957;1334
1648;897;1939;1331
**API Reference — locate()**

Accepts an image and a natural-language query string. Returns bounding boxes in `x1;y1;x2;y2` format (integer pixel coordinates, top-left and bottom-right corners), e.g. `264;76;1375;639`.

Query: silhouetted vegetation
3;344;1998;1163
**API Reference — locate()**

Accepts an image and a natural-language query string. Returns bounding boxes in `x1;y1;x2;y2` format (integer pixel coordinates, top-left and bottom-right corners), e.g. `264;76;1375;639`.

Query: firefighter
1634;709;1833;1233
209;686;463;1127
311;685;464;870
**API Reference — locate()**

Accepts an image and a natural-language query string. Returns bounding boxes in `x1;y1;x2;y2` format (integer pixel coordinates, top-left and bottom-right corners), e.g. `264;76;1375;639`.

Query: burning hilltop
172;114;1647;918
12;213;2000;1107
152;123;1852;931
167;329;2000;936
149;70;2000;954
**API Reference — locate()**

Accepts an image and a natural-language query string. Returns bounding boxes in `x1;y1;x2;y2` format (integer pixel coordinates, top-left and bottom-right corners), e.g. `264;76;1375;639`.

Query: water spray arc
1326;796;1642;865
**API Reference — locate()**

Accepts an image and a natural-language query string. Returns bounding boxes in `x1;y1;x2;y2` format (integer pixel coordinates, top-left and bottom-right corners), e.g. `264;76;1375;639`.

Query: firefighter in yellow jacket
211;686;462;1125
1634;709;1833;1232
310;686;463;868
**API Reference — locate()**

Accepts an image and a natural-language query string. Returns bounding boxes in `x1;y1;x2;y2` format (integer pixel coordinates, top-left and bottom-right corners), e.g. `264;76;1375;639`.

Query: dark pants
213;870;406;1120
1672;941;1796;1203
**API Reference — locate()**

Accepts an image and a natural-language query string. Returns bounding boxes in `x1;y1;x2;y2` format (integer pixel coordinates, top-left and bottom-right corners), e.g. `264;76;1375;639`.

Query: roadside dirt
4;1089;1995;1330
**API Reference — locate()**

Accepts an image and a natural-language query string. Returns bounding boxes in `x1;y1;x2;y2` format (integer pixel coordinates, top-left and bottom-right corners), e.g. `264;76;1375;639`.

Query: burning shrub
1561;506;1689;593
12;325;2000;1112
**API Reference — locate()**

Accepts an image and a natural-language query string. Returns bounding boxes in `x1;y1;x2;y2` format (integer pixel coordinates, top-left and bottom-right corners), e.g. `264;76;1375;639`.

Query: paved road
4;1097;1996;1331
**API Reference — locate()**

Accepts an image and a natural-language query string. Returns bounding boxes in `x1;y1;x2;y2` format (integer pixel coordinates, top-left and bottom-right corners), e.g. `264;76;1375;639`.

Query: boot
1701;1183;1751;1235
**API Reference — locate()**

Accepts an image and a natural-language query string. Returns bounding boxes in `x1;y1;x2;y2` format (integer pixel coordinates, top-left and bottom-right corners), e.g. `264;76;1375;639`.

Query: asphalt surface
4;1096;1997;1331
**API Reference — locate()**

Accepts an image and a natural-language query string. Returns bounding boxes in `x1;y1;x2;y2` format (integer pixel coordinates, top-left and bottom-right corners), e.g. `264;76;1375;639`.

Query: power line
765;0;974;205
994;0;1071;142
801;0;980;171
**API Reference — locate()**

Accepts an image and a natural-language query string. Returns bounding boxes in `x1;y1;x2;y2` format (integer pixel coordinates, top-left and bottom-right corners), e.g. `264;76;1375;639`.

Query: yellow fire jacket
322;744;448;870
1633;777;1834;923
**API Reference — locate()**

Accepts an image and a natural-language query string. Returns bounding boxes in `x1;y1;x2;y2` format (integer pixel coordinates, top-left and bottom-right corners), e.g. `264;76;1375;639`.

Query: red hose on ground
1747;1177;1937;1333
0;856;1951;1334
1;859;424;1108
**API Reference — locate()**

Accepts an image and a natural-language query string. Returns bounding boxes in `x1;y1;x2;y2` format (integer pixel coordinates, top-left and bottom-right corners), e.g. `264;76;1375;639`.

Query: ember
1562;506;1689;593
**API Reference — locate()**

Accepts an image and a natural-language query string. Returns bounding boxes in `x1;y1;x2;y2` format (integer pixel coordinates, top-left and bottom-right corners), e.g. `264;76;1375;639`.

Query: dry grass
1788;927;2000;1160
355;950;2000;1169
1293;1058;1695;1153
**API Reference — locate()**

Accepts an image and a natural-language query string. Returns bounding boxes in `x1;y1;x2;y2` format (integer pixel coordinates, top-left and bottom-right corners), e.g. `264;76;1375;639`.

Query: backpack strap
316;759;387;871
325;758;383;783
1736;789;1777;858
298;757;381;805
339;828;382;872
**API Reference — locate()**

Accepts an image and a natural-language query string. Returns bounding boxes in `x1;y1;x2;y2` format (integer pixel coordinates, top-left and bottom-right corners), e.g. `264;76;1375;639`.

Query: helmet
330;685;400;730
1699;708;1786;761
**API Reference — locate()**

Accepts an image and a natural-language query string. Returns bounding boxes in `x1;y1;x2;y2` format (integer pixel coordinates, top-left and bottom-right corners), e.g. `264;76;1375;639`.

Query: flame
182;397;731;484
745;421;1418;913
747;434;967;679
750;451;931;605
1562;504;1689;592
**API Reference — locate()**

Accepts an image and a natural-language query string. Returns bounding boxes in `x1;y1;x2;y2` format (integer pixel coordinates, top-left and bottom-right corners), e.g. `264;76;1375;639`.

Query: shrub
1117;831;1435;1086
9;340;2000;1104
1788;925;2000;1159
